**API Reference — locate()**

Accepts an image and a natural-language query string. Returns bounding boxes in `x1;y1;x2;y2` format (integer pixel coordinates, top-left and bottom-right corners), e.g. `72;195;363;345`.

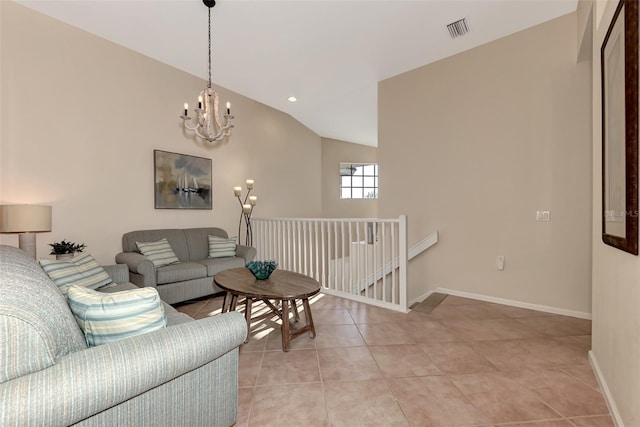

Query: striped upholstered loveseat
115;228;256;304
0;245;246;426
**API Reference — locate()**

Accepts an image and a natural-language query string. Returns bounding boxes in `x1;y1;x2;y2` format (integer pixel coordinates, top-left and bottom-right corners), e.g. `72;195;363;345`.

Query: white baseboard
589;351;624;427
413;287;592;320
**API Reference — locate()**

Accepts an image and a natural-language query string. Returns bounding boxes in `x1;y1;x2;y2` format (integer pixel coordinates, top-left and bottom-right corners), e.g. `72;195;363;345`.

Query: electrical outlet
496;256;505;271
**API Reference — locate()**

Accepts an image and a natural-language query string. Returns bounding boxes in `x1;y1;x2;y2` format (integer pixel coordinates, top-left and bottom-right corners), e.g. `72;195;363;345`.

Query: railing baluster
304;221;309;277
276;220;280;263
321;221;326;288
398;215;408;310
340;221;345;293
348;222;353;294
298;221;301;273
391;222;397;305
372;221;378;302
333;221;338;290
287;220;292;270
355;222;361;296
313;221;320;281
364;221;369;299
381;222;387;302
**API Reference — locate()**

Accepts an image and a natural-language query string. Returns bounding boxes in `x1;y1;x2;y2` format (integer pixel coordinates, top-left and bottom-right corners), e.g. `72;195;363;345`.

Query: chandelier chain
208;6;212;88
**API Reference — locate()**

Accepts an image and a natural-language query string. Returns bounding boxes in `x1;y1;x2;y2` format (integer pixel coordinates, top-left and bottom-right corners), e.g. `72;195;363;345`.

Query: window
340;163;378;199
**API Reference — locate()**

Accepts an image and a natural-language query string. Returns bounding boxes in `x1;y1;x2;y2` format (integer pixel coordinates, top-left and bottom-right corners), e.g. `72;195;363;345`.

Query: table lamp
0;205;52;258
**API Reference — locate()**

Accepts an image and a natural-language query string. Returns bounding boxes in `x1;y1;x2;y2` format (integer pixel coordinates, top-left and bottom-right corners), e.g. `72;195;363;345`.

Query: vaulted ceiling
18;0;578;146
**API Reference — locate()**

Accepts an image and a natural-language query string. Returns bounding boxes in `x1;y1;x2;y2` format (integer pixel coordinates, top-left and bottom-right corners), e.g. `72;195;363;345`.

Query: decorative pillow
67;285;166;347
40;253;113;295
136;238;180;268
208;235;237;258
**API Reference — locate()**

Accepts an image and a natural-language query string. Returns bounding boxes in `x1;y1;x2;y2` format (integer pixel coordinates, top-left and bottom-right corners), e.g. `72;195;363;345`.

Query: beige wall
0;1;321;264
321;137;377;218
591;1;640;425
378;13;593;312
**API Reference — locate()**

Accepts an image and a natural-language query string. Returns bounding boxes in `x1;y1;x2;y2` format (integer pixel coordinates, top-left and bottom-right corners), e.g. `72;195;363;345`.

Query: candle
183;102;188;116
243;204;251;214
226;102;231;115
246;179;254;189
233;186;242;197
249;196;257;206
198;96;203;109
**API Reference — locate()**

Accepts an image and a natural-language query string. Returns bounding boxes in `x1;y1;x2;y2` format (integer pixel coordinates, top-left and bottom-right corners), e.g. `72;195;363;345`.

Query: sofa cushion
136;238;180;268
196;257;246;277
156;261;207;285
67;285;166;346
0;246;87;383
208;235;237;258
184;227;229;261
100;282;194;326
39;253;113;295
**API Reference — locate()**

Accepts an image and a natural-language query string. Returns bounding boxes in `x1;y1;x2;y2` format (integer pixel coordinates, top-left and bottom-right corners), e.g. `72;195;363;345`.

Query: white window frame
340;162;378;199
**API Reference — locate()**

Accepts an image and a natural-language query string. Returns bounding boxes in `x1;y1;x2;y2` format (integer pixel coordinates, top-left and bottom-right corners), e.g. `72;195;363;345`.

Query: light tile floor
175;294;613;427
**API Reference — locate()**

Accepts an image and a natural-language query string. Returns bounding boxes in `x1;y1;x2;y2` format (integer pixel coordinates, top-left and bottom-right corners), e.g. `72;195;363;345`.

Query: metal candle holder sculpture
234;180;257;246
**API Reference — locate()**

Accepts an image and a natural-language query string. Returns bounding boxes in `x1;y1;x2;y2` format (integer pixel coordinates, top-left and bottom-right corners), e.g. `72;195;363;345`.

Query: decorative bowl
246;260;278;280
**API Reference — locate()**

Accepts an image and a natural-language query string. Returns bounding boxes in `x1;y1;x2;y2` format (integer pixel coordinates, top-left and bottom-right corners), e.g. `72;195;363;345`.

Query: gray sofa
115;227;256;304
0;245;247;427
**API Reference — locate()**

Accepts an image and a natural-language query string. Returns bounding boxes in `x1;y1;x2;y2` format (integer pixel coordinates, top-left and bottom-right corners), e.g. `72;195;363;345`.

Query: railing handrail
409;230;439;260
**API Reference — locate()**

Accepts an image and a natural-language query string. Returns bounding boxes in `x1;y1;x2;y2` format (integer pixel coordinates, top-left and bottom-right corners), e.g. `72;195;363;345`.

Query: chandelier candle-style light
181;0;234;143
234;179;257;246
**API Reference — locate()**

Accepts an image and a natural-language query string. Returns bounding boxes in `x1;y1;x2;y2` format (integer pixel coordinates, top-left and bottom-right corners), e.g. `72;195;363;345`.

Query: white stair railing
253;216;411;312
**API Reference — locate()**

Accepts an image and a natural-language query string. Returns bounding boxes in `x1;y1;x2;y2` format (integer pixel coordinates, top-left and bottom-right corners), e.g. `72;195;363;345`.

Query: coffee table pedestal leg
243;297;253;343
291;299;300;322
281;300;291;351
302;298;316;338
221;292;238;313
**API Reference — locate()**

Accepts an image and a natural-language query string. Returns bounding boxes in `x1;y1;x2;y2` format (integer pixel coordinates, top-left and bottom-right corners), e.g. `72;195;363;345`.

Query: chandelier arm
183;119;200;132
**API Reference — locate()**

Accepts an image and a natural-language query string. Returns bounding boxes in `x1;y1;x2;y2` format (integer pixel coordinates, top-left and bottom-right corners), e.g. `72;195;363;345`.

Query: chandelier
180;0;234;143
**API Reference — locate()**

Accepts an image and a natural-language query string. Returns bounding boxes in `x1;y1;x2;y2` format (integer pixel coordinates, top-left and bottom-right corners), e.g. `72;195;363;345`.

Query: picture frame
154;150;212;209
601;0;639;255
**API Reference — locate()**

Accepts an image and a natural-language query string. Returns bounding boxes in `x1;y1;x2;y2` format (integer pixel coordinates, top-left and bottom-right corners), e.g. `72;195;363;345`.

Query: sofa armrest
0;312;247;427
115;251;157;287
235;244;257;262
102;264;130;284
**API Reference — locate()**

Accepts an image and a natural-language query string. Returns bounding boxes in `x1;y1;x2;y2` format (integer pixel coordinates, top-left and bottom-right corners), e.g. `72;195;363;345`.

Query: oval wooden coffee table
214;268;321;351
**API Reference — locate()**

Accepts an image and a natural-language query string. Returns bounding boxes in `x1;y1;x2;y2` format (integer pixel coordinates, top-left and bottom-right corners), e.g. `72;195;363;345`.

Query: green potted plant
49;239;86;260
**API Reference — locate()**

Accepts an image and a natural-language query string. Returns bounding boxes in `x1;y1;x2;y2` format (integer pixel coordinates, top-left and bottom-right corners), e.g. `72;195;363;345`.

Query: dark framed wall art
154;150;212;209
601;0;639;255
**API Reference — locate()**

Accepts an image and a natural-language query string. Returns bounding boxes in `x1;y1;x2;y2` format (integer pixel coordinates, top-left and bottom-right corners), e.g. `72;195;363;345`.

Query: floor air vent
447;18;469;38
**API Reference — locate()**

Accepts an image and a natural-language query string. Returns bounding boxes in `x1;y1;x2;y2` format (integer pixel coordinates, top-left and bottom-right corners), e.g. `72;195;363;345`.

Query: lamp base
18;233;37;259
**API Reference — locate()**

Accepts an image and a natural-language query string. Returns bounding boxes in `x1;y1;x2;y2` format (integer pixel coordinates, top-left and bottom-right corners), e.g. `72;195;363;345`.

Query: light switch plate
536;211;550;221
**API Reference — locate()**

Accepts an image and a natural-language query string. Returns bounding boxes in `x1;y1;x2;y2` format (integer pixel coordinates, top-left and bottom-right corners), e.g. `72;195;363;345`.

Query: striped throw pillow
136;238;180;268
67;285;166;347
40;253;113;295
208;235;237;258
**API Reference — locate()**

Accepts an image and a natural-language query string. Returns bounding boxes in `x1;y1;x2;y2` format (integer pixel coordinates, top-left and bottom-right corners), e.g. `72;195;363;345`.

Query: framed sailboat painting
154;150;212;209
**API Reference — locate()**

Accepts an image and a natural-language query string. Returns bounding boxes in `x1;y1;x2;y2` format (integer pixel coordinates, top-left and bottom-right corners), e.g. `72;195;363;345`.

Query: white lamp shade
0;205;52;233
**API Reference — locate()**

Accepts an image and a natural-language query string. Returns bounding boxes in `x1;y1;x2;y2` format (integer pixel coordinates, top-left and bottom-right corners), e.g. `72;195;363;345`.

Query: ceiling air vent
447;18;469;39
